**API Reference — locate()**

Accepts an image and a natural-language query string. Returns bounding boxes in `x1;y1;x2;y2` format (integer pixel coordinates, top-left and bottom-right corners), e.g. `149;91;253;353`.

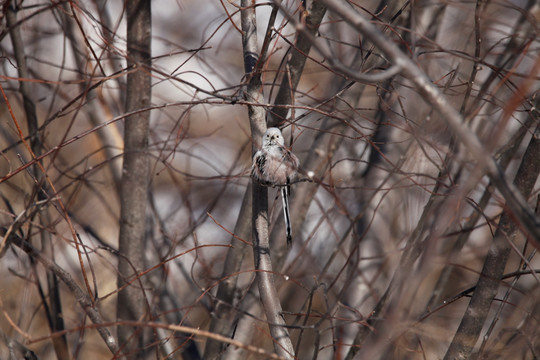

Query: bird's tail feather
281;185;292;247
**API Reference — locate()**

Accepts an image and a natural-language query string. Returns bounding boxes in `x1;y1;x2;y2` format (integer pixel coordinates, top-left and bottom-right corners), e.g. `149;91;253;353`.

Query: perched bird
252;127;300;246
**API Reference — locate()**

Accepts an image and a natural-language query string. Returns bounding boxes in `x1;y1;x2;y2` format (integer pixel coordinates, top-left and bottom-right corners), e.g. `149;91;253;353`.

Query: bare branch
319;0;540;245
1;1;538;358
444;121;540;360
241;1;295;358
6;4;69;358
269;0;327;127
1;231;119;354
117;0;152;352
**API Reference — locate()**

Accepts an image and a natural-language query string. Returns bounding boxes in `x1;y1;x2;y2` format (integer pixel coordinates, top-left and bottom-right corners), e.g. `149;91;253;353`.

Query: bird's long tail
281;183;292;247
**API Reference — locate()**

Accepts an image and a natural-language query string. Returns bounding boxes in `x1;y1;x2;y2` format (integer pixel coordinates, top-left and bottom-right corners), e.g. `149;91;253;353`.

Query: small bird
252;127;300;246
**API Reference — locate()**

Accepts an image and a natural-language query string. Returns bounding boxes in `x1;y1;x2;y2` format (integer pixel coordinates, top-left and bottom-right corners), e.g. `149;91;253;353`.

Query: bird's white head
263;127;285;147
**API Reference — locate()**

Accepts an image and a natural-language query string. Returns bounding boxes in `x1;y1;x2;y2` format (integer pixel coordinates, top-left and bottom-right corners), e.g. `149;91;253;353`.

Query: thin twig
319;0;540;248
2;231;119;354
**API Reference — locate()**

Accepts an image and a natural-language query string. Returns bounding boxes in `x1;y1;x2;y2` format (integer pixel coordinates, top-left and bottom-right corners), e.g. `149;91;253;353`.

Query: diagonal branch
444;119;540;360
6;4;69;358
1;230;119;355
269;0;327;127
318;0;540;246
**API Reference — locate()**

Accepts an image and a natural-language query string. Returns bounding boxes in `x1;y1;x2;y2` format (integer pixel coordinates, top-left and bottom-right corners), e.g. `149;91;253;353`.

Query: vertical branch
203;186;252;358
5;4;69;359
269;0;327;127
117;0;152;351
240;1;295;358
204;7;282;358
444;120;540;360
267;0;328;268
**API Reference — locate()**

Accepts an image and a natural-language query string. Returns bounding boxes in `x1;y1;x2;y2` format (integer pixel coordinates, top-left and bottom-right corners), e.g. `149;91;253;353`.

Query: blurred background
0;0;539;358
